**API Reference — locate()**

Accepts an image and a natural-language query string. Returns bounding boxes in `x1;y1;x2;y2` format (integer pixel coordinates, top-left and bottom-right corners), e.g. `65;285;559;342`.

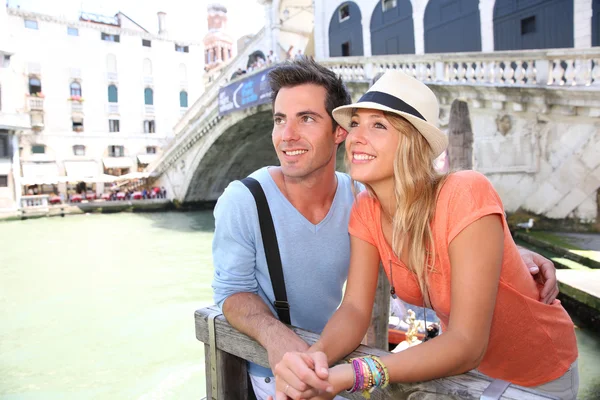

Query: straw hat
332;70;448;158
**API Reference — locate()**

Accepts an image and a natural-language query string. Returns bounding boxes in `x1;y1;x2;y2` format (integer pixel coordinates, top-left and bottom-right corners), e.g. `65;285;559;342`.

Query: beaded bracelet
347;355;390;398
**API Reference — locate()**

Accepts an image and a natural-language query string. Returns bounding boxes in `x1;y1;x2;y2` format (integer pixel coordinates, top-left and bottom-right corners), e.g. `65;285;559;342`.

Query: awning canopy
116;171;150;181
21;162;60;185
137;154;157;165
103;157;134;169
64;160;99;179
63;161;116;183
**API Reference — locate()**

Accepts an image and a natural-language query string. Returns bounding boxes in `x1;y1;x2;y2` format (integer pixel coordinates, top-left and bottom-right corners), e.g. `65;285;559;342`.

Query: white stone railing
21;195;49;208
321;48;600;87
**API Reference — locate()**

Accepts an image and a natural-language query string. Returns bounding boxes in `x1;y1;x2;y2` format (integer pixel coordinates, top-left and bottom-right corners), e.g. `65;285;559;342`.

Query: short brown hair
268;58;351;129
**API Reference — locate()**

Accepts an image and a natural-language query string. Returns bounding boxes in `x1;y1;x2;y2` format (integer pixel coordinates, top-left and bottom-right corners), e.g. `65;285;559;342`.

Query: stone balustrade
28;97;44;111
21;195;49;208
321;48;600;87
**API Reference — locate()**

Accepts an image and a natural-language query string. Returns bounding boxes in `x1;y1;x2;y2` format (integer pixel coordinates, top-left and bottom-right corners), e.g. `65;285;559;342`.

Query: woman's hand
269;362;354;400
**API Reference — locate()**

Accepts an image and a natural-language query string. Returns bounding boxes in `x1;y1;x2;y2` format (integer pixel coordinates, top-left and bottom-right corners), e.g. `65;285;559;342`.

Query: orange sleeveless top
348;170;578;386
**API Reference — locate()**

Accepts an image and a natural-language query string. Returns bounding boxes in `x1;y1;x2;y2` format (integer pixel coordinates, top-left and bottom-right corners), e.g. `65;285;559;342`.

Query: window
175;44;189;53
108;85;118;103
70;81;82;97
109;119;120;132
0;175;7;187
339;5;350;21
521;16;536;35
0;135;10;158
31;144;46;154
205;50;209;64
144;88;154;105
108;145;125;157
72;120;84;132
146;146;157;154
341;42;350;56
101;33;120;42
179;91;188;108
67;27;79;36
73;145;85;156
24;19;38;29
142;39;151;47
382;0;397;12
29;77;42;95
144;120;155;133
2;55;10;68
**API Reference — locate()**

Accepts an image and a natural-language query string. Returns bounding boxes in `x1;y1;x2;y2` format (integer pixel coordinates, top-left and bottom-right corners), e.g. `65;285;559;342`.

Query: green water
0;211;599;399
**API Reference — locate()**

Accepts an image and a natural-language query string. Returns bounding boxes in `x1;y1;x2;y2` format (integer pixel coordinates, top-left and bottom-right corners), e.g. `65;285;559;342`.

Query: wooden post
363;264;390;350
204;343;249;400
447;99;474;171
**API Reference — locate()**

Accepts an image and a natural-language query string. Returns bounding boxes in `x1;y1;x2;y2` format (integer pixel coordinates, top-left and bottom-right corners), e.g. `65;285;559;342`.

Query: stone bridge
148;47;600;221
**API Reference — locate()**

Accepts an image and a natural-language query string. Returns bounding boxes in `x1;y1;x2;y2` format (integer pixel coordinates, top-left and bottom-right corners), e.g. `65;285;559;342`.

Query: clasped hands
268;351;351;400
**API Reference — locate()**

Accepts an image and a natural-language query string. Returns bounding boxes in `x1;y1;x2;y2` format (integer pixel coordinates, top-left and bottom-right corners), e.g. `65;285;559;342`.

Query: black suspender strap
240;177;291;325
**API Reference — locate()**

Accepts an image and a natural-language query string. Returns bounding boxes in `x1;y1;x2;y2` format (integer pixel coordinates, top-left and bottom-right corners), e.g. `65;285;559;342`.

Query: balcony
27;96;44;131
144;105;155;115
71;101;84;113
28;96;44;111
107;103;119;114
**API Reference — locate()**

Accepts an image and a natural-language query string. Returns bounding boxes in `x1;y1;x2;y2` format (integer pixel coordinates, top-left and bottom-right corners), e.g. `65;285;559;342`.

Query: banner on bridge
218;68;273;116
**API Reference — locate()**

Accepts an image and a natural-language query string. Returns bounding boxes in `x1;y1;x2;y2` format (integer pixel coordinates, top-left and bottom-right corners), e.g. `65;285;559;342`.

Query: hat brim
332;102;448;159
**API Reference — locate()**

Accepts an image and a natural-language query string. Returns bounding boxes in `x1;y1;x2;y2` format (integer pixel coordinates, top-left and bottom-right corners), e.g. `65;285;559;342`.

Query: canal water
1;211;599;399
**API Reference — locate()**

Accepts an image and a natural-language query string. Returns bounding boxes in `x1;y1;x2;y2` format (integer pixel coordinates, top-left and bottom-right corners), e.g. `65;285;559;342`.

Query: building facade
0;4;30;211
316;0;599;58
4;6;204;196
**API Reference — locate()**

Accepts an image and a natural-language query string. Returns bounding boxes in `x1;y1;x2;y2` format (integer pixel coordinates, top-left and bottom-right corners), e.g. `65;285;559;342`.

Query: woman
273;70;578;400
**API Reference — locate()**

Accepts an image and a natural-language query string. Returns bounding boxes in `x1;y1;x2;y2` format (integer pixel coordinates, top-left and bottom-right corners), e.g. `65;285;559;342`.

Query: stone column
314;0;328;59
362;17;373;57
411;0;427;54
271;0;281;57
574;0;593;48
447;100;474;170
479;0;495;52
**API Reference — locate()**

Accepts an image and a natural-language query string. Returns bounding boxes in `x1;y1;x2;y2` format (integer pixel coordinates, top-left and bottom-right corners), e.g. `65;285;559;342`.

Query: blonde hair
352;113;447;307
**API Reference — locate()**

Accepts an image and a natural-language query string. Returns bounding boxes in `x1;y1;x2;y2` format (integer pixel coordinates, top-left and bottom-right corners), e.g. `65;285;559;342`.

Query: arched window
370;0;414;55
144;88;154;105
424;0;481;53
106;54;117;73
29;77;42;95
494;0;574;50
179;63;187;82
143;58;152;76
328;2;364;56
70;81;82;97
108;85;118;103
180;90;188;108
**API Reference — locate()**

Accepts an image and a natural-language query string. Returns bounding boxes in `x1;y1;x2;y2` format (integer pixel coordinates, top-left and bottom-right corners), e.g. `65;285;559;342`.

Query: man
211;58;558;400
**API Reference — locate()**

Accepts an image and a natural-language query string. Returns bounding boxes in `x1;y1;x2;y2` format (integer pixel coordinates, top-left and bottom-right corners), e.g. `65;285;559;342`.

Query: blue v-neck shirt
212;167;355;376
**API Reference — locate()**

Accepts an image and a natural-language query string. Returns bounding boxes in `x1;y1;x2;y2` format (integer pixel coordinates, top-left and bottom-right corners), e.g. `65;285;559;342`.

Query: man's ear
334;125;348;144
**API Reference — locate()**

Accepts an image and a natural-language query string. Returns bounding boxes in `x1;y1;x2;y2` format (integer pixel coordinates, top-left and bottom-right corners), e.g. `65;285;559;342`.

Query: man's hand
518;247;559;304
266;332;311;372
271;351;332;399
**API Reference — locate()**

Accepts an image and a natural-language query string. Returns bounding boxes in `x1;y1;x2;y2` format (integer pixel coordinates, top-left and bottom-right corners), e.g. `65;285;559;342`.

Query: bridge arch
183;109;278;202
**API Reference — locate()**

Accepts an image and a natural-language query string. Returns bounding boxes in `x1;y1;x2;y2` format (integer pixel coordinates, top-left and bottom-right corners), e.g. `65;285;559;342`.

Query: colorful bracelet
346;355;390;398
